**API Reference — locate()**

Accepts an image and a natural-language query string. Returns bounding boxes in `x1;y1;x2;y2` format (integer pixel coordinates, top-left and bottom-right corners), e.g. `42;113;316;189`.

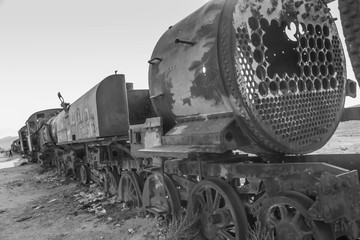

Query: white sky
0;0;359;138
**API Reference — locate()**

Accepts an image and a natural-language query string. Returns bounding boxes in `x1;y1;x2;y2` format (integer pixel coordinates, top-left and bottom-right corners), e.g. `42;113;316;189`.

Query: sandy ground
0;121;359;240
313;120;360;154
0;157;160;240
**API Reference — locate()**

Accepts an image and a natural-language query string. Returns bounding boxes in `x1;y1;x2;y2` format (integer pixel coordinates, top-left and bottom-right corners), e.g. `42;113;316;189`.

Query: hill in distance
0;136;18;150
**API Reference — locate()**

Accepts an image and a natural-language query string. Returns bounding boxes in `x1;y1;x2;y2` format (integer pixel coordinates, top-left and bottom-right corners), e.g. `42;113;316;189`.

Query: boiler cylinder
149;0;347;154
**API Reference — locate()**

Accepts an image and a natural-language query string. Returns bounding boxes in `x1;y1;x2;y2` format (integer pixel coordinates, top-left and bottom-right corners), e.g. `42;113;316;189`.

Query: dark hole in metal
328;64;335;75
320;65;327;76
280;81;288;93
135;132;142;144
330;77;337;89
306;79;313;91
304;66;311;77
259;82;268;96
318;51;325;62
300;37;307;48
326;52;333;62
323;25;330;37
314;79;321;91
248;17;259;30
269;81;278;95
312;65;319;76
263;20;300;78
322;78;329;89
324;39;331;50
315;25;322;36
310;51;317;62
307;24;314;35
302;52;309;62
254;49;263;63
260;18;269;31
256;66;266;80
317;38;323;49
251;33;261;47
289;80;297;92
309;37;315;48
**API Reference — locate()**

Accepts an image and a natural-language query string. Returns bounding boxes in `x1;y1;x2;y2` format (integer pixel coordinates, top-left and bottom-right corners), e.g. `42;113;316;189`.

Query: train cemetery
0;120;359;239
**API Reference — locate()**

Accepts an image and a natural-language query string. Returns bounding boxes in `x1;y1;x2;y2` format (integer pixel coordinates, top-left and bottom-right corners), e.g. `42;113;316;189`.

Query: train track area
0;120;358;240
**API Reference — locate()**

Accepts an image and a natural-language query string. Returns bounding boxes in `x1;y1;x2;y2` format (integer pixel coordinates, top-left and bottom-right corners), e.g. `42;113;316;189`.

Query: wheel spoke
218;228;235;240
195;191;207;210
187;179;248;240
129;186;136;196
213;191;221;210
119;172;143;208
206;188;214;212
291;210;301;224
259;193;335;240
268;214;280;227
278;205;291;222
127;177;132;190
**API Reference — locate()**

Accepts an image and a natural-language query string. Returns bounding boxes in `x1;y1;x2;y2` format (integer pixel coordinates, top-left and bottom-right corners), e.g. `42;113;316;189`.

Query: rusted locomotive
18;0;360;239
18;109;61;162
10;138;21;154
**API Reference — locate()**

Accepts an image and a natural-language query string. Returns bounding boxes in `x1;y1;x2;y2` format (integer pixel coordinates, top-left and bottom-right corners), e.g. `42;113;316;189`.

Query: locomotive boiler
17;0;360;239
149;0;356;156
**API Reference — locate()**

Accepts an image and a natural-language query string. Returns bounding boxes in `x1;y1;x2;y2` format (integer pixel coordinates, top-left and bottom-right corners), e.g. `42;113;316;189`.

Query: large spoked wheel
106;170;120;196
142;173;181;218
118;171;143;207
258;191;334;240
187;178;248;240
79;165;90;185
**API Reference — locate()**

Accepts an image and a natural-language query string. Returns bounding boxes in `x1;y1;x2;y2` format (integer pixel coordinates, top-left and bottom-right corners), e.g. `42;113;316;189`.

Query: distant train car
38;74;155;191
18;125;29;155
10;138;21;154
24;109;62;162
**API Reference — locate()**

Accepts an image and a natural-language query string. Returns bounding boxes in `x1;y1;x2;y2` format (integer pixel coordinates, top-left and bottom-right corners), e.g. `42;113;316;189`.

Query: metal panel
18;125;28;153
56;74;129;144
127;89;156;125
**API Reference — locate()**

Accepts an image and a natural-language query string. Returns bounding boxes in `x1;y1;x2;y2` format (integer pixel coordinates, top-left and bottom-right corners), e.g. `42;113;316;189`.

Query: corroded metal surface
149;0;347;155
127;89;156;125
164;155;360;238
25;108;61;152
339;0;360;86
18;125;28;154
55;74;129;144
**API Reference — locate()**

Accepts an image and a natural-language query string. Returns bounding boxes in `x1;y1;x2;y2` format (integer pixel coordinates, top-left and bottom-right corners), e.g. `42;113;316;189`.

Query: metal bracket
148;57;162;65
175;39;196;46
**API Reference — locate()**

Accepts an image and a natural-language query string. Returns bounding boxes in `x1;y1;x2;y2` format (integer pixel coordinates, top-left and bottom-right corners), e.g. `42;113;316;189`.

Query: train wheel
258;191;334;240
79;165;90;185
142;173;181;218
187;178;248;240
106;171;119;196
118;171;142;207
